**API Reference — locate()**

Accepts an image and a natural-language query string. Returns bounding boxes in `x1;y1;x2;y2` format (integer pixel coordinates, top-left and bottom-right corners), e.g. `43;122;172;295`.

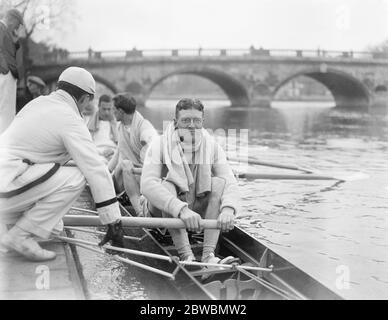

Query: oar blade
237;172;338;181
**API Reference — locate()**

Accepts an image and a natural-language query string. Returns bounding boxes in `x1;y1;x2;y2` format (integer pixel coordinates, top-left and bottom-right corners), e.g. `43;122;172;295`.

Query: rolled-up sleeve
60;114;121;224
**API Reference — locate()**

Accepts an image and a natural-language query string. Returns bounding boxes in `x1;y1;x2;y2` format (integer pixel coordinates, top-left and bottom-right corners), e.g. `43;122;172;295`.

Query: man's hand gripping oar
99;220;125;248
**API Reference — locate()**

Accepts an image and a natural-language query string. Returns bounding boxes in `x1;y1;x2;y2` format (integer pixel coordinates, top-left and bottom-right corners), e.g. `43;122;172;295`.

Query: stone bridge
30;48;388;109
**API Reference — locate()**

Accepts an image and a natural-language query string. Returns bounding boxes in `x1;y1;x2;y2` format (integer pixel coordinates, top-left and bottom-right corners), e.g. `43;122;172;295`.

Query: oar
64;214;219;229
129;160;369;182
130;167;342;181
228;156;314;174
235;172;340;181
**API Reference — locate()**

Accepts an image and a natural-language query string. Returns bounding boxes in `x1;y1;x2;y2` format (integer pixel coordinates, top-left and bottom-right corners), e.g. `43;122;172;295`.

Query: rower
141;98;240;264
0;67;124;262
87;94;118;163
108;94;157;216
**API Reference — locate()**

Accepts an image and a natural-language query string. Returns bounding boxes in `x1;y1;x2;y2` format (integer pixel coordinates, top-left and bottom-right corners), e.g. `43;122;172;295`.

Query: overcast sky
37;0;388;52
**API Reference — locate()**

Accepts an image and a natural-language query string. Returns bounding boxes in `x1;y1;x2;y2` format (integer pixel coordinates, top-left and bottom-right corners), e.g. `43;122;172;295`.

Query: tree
368;39;388;52
1;0;75;41
1;0;75;85
367;39;388;59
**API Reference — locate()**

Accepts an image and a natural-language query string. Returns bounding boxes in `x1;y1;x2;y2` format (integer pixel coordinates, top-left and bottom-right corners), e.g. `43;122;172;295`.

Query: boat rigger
59;188;342;300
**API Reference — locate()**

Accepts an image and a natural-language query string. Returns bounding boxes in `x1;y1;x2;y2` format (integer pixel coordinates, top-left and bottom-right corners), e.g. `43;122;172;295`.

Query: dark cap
6;9;24;25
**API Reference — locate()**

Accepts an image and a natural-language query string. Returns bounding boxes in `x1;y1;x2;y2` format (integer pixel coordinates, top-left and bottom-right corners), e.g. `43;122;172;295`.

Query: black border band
95;197;118;209
0;163;61;199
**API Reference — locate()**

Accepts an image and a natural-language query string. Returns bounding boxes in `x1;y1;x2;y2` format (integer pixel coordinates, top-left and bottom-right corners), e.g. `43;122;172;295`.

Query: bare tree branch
14;0;29;9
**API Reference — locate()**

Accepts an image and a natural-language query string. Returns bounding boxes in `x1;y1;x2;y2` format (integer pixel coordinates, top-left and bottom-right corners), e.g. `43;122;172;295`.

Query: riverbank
0;238;85;300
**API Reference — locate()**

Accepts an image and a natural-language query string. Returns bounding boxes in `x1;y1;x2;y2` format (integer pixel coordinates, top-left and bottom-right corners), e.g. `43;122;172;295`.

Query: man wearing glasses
0;67;124;261
141;98;239;266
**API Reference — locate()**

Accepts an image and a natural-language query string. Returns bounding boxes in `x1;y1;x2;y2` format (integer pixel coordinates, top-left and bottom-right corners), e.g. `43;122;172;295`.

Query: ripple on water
74;231;150;300
371;276;388;284
372;259;388;264
75;104;388;299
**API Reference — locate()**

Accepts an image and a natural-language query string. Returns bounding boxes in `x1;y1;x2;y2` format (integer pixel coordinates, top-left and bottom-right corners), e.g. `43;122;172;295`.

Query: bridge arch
146;68;250;106
273;68;371;110
39;71;119;95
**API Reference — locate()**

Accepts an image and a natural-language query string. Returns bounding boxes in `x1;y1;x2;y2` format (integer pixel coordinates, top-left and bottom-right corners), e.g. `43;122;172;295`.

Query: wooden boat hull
220;227;342;300
67;188;342;300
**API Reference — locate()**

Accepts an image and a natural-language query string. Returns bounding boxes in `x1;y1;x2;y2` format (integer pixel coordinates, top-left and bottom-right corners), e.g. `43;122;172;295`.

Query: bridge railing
40;48;383;64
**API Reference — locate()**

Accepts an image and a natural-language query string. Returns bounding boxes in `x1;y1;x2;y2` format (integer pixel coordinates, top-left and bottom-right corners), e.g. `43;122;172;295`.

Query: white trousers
0;166;86;239
0;71;17;135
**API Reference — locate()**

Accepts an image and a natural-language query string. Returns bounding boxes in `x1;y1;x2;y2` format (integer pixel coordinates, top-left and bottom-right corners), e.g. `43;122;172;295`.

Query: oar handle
63;215;220;229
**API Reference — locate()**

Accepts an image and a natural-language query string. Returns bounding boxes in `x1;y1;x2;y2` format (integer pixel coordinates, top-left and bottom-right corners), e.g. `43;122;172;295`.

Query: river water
74;100;388;300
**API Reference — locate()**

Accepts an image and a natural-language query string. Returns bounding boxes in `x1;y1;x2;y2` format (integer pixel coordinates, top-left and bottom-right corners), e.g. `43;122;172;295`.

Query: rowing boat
64;188;342;300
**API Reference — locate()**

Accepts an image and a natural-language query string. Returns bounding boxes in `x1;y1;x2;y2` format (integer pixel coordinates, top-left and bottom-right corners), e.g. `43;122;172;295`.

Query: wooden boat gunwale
65;188;344;300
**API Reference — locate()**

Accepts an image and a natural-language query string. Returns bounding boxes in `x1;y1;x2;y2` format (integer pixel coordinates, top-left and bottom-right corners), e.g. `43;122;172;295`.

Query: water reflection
143;100;388;141
143;100;388;299
78;99;388;300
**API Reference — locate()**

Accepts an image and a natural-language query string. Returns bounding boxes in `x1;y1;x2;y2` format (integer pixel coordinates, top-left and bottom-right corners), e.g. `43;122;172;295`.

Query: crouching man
141;98;239;264
0;67;124;261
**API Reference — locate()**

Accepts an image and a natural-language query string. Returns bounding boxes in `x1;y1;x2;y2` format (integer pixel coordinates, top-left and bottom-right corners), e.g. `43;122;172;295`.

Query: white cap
58;67;96;95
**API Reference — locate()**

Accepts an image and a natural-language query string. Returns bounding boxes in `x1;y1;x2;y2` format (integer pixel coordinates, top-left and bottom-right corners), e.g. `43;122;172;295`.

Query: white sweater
141;135;240;218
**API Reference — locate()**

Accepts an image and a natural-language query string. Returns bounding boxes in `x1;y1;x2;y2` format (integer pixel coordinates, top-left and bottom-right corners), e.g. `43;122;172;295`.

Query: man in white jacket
0;67;124;261
0;9;24;134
